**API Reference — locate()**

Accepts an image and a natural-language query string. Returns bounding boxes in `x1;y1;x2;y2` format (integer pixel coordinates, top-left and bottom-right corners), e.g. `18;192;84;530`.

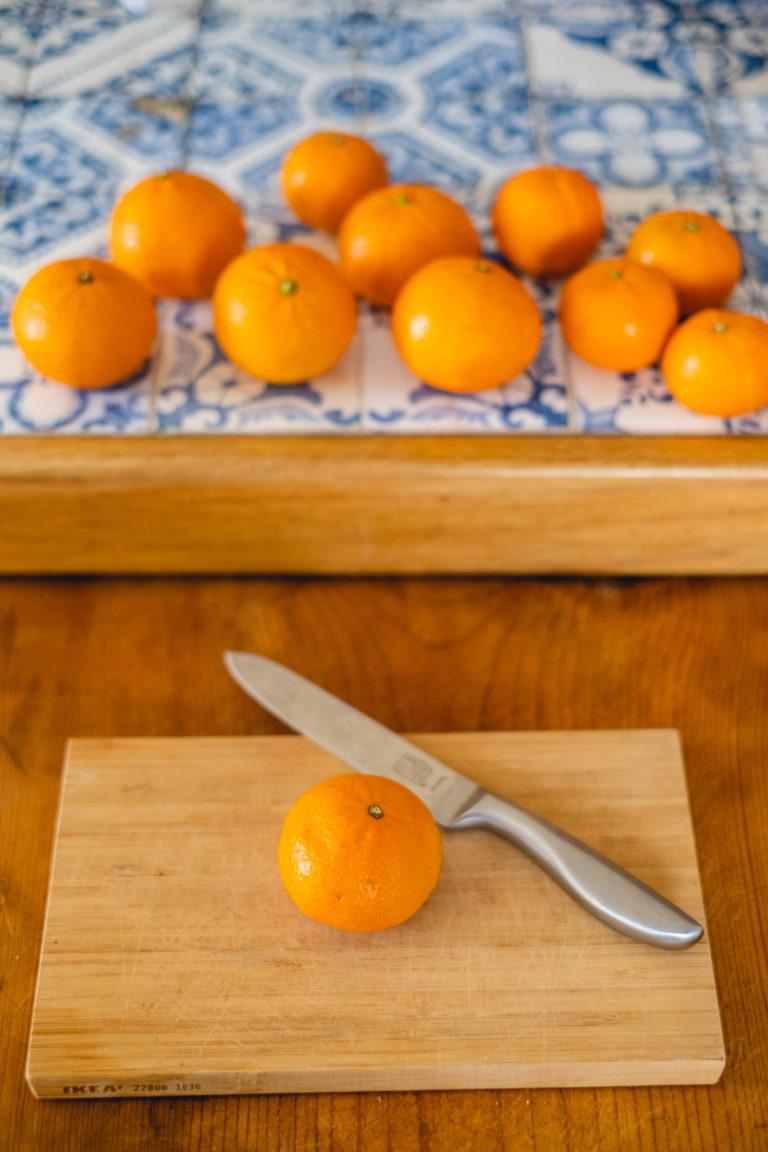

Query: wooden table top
2;575;766;1151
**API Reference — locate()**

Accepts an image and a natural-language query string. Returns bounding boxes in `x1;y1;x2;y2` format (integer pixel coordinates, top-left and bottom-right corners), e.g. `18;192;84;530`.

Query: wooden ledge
2;436;767;574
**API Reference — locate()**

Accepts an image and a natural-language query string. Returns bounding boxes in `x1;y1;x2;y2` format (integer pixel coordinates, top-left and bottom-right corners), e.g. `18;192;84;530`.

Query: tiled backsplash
1;0;767;434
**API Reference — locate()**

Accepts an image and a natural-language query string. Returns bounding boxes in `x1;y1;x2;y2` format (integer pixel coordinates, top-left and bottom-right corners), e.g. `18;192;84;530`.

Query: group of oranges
11;129;768;419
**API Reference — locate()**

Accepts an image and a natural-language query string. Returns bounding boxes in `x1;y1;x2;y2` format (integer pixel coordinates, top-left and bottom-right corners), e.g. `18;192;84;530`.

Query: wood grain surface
2;437;768;575
27;731;722;1097
1;575;767;1149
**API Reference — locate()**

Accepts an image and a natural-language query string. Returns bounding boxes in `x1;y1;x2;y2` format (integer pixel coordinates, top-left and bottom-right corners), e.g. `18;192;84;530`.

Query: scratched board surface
1;0;768;436
27;732;724;1097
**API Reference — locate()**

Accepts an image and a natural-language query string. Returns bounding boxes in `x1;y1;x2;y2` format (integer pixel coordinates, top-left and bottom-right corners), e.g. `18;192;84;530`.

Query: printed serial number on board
60;1082;204;1095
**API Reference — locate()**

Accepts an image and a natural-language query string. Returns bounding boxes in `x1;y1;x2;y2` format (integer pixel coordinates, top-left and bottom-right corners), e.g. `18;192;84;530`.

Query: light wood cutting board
27;732;724;1098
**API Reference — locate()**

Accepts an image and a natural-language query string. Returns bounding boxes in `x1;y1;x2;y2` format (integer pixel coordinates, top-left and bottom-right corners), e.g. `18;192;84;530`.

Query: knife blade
225;651;703;951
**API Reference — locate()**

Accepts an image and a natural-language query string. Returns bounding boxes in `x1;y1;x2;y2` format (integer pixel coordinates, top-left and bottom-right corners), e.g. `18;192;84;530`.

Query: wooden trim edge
1;435;767;574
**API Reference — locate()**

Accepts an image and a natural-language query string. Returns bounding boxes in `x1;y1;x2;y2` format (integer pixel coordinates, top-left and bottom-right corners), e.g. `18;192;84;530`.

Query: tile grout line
147;0;208;437
678;0;768;317
0;0;44;208
353;6;372;434
516;0;580;433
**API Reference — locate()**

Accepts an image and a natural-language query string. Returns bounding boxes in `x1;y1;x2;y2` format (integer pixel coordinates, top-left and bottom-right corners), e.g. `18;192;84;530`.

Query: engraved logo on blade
392;753;445;791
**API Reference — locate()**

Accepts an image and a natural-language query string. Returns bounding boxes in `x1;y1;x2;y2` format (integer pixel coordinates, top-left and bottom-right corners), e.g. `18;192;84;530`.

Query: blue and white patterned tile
28;0;200;98
0;368;155;434
1;99;186;278
709;98;768;307
203;0;356;16
728;197;768;314
351;15;534;175
187;107;344;218
541;99;718;190
361;2;511;15
712;96;768;193
152;297;363;434
193;12;361;102
0;2;45;96
187;13;370;199
365;129;486;204
360;285;570;435
525;1;701;99
683;0;768;96
0;98;24;187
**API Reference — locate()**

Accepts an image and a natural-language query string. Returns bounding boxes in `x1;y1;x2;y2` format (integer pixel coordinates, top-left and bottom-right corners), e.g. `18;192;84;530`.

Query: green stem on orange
393;194;410;207
608;268;622;280
713;320;728;332
279;279;298;295
476;262;493;274
684;219;701;232
368;805;384;819
78;271;94;284
331;134;346;146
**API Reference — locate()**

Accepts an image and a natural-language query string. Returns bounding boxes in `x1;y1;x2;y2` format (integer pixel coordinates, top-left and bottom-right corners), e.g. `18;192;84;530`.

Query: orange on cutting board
277;773;443;933
661;308;768;417
391;256;541;392
12;257;157;389
282;131;388;232
337;183;481;307
559;258;678;372
492;166;604;277
626;210;741;316
110;171;246;298
213;242;357;383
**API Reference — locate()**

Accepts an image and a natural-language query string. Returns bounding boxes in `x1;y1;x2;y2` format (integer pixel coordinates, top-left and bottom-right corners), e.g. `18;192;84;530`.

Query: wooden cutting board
27;732;724;1098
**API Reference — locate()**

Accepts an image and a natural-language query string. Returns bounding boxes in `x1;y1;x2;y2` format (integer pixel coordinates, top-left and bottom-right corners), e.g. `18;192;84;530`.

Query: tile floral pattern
0;0;767;434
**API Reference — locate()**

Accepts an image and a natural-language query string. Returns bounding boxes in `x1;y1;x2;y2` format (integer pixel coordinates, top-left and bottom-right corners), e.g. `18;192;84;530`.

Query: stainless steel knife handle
447;792;703;950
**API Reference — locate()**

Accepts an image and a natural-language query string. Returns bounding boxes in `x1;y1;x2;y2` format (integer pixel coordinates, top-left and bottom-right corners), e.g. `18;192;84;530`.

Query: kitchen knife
225;651;703;951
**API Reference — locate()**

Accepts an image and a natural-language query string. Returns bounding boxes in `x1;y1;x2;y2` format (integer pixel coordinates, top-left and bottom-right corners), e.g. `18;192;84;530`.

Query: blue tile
0;369;155;434
1;99;186;274
525;0;701;98
0;1;46;95
0;98;24;188
29;0;200;97
684;0;768;96
188;101;301;164
712;96;768;191
541;99;718;189
193;14;356;101
351;17;534;179
365;129;485;194
356;15;470;65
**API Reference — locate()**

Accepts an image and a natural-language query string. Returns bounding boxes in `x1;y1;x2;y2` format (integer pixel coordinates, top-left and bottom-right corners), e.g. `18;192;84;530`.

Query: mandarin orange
110;171;246;298
559;258;678;372
661;309;768;417
625;210;741;316
277;773;443;933
338;184;481;307
282;131;388;232
391;256;541;392
492;166;604;277
12;257;157;389
213;242;357;383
